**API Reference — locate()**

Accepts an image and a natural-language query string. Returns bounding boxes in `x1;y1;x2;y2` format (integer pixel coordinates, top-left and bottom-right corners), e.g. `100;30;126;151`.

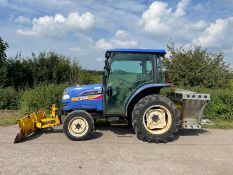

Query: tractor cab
103;49;169;115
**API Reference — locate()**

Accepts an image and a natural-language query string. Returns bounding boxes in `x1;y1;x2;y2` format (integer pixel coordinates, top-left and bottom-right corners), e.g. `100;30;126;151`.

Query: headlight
98;88;102;94
63;89;68;94
62;94;70;100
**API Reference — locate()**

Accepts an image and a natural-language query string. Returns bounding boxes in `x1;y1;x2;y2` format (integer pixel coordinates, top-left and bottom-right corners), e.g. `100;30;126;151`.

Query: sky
0;0;233;70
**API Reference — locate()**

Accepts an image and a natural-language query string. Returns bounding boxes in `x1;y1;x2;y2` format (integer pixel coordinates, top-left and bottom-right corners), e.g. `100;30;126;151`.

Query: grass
0;110;47;126
203;119;233;129
0;110;23;126
0;116;18;126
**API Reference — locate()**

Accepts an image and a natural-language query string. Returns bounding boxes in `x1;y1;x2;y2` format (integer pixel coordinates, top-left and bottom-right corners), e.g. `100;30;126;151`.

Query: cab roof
107;48;166;54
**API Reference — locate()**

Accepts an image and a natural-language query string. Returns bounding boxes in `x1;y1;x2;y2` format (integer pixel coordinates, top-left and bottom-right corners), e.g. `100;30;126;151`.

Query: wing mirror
105;51;111;59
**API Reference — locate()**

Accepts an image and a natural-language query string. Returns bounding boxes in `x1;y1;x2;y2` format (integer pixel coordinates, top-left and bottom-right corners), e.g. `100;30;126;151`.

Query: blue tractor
61;48;210;143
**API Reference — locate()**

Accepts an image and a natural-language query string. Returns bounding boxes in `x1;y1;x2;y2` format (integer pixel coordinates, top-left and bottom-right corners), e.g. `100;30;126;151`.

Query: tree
164;42;233;89
4;52;82;89
30;52;81;85
0;37;9;88
0;37;8;63
0;43;102;89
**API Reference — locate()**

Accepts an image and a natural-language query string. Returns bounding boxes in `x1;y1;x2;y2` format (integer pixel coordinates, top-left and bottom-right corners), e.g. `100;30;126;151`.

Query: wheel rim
143;105;172;135
68;117;89;137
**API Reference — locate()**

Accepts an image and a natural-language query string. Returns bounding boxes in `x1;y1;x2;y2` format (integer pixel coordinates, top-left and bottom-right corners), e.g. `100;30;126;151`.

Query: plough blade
14;104;62;143
14;111;46;143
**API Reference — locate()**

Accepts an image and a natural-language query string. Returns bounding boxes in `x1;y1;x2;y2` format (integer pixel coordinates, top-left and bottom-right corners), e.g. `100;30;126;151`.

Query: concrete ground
0;125;232;175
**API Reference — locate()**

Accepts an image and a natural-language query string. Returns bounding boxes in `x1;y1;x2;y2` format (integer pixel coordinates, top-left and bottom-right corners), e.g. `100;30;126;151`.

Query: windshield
108;53;154;88
104;53;166;84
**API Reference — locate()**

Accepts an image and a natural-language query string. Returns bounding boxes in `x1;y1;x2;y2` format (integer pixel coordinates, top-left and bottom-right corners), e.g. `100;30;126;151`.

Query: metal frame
167;89;210;129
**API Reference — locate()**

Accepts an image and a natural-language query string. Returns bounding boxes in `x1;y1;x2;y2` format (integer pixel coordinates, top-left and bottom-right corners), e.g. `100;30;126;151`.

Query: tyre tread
132;95;179;143
63;110;95;141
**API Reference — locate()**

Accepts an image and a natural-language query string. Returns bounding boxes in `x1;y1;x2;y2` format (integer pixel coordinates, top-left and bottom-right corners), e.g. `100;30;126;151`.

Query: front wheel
63;110;95;141
132;95;179;143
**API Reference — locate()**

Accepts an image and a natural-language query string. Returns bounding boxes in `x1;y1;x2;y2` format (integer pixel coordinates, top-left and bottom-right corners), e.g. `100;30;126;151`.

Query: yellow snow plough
14;104;62;143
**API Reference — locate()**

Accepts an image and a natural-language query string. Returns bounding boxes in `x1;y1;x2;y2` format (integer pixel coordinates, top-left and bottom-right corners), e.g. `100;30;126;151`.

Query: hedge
190;87;233;121
0;84;232;121
20;84;69;113
0;87;20;109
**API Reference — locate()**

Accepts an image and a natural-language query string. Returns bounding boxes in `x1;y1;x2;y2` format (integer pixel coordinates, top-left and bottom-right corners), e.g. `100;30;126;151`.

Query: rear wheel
132;95;179;143
63;110;95;141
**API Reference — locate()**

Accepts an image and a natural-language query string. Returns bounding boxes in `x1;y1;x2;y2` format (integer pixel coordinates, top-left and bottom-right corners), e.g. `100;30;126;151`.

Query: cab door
105;53;154;115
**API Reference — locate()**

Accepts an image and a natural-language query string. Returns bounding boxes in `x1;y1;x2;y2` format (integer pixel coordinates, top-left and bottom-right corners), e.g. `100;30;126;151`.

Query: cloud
174;0;190;17
139;1;172;35
14;16;30;24
138;0;202;38
69;47;82;52
137;0;233;66
65;12;94;31
193;17;233;48
96;57;104;62
96;39;112;50
96;30;138;50
17;12;95;37
69;47;86;55
138;0;231;45
0;0;8;4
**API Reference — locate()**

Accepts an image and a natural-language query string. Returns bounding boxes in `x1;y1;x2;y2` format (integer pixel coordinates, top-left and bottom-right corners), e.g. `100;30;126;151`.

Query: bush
190;87;233;121
30;52;81;85
0;52;82;90
79;70;102;85
228;80;233;91
3;59;34;89
0;87;21;109
20;84;69;112
165;42;233;89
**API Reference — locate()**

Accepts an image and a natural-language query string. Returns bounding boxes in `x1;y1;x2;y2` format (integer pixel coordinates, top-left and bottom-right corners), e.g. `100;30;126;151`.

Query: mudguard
124;83;171;116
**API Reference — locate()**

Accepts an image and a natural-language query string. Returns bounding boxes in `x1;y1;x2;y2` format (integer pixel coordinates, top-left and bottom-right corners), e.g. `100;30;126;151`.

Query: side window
146;60;153;80
147;61;152;71
111;60;142;74
109;60;142;86
156;57;165;83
